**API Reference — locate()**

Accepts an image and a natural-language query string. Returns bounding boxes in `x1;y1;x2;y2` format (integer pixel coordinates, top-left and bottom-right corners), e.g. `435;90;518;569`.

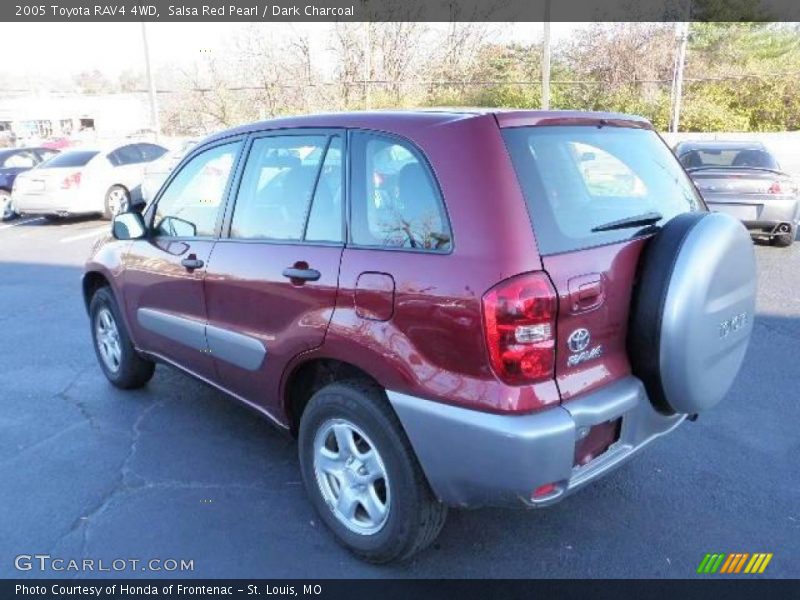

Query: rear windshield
678;147;779;170
41;150;98;168
503;126;704;255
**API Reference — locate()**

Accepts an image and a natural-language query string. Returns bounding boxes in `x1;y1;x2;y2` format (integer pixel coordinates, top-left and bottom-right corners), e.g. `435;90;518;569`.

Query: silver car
675;141;799;247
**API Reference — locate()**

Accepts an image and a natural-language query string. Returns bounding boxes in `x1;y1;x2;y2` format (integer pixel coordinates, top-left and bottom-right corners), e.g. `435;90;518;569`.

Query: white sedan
140;139;198;205
12;142;167;220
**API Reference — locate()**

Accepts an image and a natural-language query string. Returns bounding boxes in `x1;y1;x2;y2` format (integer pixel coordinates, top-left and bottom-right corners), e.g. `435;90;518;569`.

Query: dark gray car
675;141;799;247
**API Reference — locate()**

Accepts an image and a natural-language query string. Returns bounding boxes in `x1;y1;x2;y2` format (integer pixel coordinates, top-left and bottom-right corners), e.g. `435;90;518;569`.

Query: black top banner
6;0;800;22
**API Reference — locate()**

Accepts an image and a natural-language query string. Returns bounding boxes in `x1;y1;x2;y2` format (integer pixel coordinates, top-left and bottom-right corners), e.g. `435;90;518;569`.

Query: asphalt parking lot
0;215;797;579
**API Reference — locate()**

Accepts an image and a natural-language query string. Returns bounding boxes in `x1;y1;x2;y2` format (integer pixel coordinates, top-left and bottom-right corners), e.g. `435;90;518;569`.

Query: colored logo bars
697;553;773;574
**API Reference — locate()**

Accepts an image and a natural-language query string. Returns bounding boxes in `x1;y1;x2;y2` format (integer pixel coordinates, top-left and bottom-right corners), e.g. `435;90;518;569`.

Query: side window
110;144;144;166
140;143;167;162
230;135;328;241
153;142;241;238
351;133;451;251
305;137;343;243
3;151;37;169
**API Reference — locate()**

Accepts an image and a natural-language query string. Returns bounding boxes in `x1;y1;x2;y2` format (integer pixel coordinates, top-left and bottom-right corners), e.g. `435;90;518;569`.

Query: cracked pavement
0;216;798;578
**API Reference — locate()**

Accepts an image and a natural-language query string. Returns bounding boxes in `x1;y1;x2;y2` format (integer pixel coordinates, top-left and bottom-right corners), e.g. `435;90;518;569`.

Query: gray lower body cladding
136;308;266;371
387;376;684;509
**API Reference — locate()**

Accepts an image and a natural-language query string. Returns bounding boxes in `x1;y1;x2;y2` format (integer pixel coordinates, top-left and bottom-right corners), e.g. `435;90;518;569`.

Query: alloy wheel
313;418;391;535
95;307;122;373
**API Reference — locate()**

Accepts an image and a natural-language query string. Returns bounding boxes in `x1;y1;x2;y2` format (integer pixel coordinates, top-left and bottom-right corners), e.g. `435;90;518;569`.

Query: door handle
181;256;204;271
282;267;321;282
568;273;604;313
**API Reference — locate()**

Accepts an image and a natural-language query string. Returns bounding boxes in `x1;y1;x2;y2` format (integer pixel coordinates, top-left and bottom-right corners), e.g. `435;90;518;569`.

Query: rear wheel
299;380;447;563
89;286;154;389
103;185;130;220
773;225;796;247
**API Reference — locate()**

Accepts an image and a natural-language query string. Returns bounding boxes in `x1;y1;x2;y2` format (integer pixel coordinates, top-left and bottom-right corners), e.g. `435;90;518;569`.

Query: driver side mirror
112;211;147;240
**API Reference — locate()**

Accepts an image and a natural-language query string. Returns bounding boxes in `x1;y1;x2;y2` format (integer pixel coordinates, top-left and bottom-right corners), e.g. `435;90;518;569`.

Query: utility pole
670;22;689;133
140;22;160;141
364;22;371;110
541;1;551;110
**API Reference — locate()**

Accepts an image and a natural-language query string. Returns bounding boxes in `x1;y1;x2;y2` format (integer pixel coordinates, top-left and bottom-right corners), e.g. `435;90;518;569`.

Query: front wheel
89;286;154;389
103;185;130;220
299;380;447;563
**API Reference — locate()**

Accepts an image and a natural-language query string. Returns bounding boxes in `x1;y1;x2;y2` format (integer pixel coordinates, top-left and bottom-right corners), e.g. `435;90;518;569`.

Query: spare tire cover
628;211;757;414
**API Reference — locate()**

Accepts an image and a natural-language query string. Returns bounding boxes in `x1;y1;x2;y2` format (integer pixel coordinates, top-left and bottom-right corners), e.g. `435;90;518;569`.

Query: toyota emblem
567;328;591;353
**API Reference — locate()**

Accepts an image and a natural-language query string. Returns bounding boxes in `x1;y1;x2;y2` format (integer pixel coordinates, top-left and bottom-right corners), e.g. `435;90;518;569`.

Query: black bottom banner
4;579;797;600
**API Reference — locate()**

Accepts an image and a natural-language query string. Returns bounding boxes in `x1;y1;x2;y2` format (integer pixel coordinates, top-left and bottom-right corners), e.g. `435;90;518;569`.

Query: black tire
773;226;796;248
299;380;447;563
0;189;15;221
89;286;154;389
103;185;130;220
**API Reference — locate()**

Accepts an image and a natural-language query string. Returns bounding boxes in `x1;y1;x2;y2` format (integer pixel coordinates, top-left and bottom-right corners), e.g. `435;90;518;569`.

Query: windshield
503;125;704;255
41;150;99;168
678;147;779;171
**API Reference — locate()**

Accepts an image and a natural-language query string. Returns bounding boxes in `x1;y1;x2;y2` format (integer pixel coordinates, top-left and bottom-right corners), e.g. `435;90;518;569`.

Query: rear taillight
767;181;784;194
482;272;557;385
61;172;81;189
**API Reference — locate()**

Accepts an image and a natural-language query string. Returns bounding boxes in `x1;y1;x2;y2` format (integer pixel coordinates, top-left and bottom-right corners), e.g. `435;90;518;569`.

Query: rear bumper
387;377;684;508
13;191;96;216
705;196;800;235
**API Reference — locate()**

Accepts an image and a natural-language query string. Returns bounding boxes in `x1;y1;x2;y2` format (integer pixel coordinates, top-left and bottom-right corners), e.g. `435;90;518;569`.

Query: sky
0;22;585;81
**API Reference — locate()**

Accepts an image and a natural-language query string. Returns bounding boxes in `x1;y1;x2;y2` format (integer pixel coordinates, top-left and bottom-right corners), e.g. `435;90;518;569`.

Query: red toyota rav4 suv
84;110;756;563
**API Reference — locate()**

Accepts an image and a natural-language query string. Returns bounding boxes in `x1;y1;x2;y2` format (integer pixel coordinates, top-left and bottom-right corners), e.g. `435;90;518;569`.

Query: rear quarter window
350;132;452;252
503;126;704;255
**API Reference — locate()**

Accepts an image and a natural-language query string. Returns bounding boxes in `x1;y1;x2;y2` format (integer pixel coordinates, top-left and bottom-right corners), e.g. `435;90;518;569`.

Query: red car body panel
543;238;647;401
123;238;218;381
202;241;344;420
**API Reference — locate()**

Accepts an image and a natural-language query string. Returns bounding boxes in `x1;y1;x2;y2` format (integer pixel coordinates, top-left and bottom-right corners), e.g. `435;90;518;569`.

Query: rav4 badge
567;328;604;367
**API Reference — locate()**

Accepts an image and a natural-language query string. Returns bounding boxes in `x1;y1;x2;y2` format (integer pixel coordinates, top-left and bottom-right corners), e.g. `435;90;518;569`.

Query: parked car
13;142;168;220
0;147;60;220
83;110;756;563
140;139;198;205
675;140;799;247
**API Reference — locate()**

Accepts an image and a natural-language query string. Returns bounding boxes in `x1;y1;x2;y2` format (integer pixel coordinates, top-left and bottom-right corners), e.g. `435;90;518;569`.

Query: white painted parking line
59;227;110;243
0;217;44;230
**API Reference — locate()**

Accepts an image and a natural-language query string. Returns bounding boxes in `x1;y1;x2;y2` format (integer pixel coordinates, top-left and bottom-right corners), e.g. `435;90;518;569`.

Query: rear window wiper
591;211;663;232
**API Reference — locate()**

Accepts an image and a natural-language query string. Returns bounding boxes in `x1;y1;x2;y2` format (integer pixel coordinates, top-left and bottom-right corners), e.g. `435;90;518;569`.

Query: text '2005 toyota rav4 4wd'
84;110;757;563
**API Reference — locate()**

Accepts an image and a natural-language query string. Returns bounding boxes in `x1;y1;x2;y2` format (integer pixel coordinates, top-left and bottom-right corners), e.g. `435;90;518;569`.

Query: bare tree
564;23;676;95
330;23;367;109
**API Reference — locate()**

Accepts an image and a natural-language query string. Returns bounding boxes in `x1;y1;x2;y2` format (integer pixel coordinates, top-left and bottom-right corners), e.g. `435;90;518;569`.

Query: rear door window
350;132;451;252
140;143;168;162
503;126;704;255
230;135;332;241
109;144;145;166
